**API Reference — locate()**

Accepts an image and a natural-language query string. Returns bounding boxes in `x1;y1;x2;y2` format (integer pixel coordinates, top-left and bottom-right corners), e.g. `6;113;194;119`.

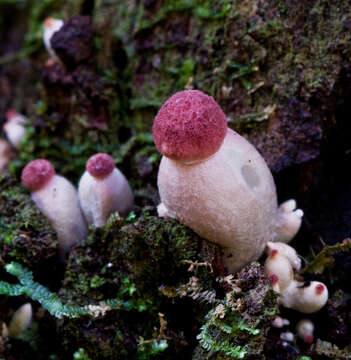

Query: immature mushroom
296;319;314;344
265;243;328;313
8;303;32;338
21;159;88;254
3;109;27;148
153;90;303;272
0;139;11;172
78;153;134;227
43;17;64;62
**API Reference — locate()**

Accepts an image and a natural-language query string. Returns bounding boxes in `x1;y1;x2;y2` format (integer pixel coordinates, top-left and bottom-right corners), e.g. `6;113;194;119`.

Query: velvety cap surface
86;153;114;178
152;90;227;162
21;159;55;191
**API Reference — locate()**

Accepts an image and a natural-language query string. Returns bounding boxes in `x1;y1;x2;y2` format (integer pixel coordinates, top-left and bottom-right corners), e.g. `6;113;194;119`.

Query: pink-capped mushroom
21;159;87;254
78;153;133;227
153;90;303;273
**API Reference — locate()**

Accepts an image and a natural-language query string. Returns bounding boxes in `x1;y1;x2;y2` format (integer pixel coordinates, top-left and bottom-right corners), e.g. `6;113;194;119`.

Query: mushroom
265;244;328;313
153;90;303;272
43;17;64;62
8;303;32;338
3;109;27;148
21;159;88;254
296;319;314;344
78;153;134;227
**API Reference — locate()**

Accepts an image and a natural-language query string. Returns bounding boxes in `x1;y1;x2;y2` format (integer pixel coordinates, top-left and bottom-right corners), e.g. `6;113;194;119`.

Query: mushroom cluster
265;242;328;313
20;154;133;254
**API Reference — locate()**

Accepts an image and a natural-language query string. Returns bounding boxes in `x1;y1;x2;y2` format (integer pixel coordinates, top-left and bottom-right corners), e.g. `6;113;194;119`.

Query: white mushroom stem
79;168;133;227
32;174;88;253
8;303;32;338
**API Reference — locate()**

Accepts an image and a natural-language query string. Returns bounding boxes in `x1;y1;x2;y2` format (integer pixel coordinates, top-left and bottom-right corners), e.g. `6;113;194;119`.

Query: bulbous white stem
78;168;134;227
279;280;328;313
32;175;87;254
266;242;301;270
273;199;304;243
158;129;278;273
43;19;64;61
8;303;32;338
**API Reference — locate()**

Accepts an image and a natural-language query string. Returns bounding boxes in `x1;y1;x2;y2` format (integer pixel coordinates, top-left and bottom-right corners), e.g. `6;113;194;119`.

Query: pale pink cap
152;90;227;162
21;159;55;191
86;153;115;178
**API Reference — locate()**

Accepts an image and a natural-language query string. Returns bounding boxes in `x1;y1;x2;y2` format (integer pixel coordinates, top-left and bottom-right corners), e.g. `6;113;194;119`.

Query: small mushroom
21;159;88;254
3;109;27;148
43;17;64;62
78;153;133;227
296;319;314;344
8;303;32;338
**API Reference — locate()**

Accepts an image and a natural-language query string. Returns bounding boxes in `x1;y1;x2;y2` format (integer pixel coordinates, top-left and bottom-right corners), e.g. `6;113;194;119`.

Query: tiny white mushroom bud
21;159;88;254
280;281;328;314
43;17;64;62
296;319;314;344
264;249;294;292
0;139;11;172
8;303;32;338
272;316;290;328
273;199;304;243
266;242;301;270
280;331;294;342
78;153;134;227
3;109;27;148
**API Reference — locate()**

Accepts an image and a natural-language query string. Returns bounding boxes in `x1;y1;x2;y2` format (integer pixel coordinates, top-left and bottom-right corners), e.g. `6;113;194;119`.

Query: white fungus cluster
264;242;328;313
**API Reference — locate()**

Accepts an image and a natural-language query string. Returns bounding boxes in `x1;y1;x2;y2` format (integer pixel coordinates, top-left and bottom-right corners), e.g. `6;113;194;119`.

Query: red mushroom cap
21;159;55;191
86;153;115;178
152;90;227;162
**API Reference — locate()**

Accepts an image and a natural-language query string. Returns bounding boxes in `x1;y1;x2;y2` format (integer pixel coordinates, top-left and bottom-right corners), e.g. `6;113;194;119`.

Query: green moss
0;174;58;268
